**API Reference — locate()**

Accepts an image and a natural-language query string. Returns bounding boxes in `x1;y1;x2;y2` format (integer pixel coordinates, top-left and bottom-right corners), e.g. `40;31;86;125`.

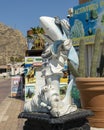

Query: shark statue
24;16;79;117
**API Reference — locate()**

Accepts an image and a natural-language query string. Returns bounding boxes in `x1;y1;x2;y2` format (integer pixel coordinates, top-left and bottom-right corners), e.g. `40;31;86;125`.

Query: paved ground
0;77;26;130
0;94;26;130
0;95;26;130
0;78;11;103
91;128;104;130
0;77;104;130
1;96;104;130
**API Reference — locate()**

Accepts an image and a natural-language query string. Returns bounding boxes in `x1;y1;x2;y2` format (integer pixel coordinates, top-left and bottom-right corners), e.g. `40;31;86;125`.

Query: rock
0;22;27;65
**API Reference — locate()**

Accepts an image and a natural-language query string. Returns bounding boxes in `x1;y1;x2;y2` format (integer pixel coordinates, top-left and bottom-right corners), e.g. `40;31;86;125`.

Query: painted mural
69;0;104;45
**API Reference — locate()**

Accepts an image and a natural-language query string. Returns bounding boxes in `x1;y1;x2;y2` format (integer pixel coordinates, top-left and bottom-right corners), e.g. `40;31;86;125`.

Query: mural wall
69;0;104;45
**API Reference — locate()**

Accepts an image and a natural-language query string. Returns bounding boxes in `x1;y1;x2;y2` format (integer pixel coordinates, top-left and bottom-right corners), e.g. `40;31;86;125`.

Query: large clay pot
76;77;104;128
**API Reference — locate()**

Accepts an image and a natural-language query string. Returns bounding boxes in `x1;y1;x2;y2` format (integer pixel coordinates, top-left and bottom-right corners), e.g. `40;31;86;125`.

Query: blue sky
0;0;79;36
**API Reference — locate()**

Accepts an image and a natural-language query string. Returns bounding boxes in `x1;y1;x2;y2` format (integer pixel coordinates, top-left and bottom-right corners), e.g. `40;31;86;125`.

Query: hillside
0;23;27;65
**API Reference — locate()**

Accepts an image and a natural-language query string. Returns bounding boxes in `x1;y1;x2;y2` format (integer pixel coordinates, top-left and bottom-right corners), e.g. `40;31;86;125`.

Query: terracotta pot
76;77;104;128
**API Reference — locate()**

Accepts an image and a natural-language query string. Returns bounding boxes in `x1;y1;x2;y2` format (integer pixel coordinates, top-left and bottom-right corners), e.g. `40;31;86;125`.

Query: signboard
25;84;36;101
24;56;43;101
25;56;42;66
69;0;104;45
11;76;23;97
25;56;42;84
60;70;69;100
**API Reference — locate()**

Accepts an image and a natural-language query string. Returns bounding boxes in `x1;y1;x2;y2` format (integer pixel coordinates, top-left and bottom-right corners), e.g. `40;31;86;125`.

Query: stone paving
91;128;104;130
0;95;104;130
0;78;104;130
0;95;26;130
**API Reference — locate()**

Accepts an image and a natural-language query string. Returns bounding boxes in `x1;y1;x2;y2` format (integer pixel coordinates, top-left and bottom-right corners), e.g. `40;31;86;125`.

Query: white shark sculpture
40;16;79;68
40;16;68;41
24;16;79;117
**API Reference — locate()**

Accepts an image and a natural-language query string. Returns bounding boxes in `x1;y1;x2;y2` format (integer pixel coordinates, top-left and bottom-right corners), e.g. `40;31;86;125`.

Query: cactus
68;28;102;78
67;39;86;77
102;43;104;76
98;40;104;77
67;59;79;77
78;38;86;77
90;28;102;77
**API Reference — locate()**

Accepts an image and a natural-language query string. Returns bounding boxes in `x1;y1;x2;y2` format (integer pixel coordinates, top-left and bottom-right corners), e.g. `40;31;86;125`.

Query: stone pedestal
18;109;93;130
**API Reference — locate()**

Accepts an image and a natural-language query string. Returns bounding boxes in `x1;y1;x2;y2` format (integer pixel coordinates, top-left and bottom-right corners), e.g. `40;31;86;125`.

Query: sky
0;0;79;37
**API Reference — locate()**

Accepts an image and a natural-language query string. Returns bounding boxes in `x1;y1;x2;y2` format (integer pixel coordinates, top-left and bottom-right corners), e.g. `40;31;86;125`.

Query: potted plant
68;28;104;128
